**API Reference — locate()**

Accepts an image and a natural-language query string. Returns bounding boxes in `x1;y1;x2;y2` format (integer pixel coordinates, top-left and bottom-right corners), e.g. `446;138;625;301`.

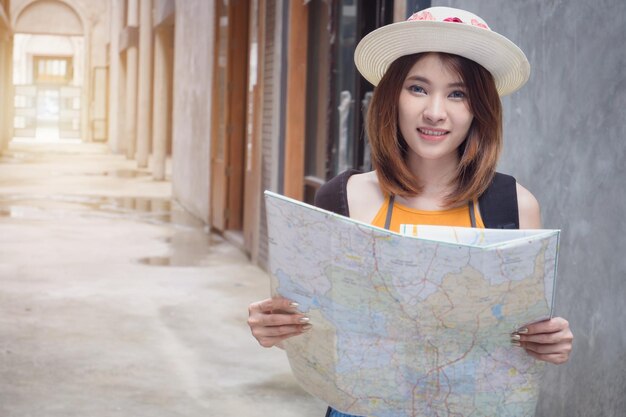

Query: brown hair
366;52;503;207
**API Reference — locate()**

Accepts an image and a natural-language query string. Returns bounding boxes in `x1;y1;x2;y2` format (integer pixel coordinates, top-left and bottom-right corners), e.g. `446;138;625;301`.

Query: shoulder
516;182;542;229
478;172;540;229
313;170;386;222
478;172;519;229
346;171;385;223
314;169;361;216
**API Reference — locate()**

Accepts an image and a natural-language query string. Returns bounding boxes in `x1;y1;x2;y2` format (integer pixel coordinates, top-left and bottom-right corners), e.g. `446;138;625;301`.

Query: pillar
125;0;139;159
283;1;308;199
108;0;123;152
0;33;13;150
136;0;153;167
81;30;91;142
151;28;169;180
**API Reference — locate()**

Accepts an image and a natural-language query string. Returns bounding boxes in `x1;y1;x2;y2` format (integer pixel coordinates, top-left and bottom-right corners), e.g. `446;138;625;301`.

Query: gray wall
434;1;626;416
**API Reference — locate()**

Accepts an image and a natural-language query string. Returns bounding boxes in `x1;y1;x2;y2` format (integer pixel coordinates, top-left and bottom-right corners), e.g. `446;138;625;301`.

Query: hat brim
354;21;530;96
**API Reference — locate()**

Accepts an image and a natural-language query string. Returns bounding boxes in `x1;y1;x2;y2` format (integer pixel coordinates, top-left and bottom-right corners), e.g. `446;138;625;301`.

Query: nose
423;94;447;123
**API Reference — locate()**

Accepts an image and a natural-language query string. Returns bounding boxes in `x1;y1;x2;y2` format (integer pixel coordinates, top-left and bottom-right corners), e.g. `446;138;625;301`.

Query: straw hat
354;7;530;96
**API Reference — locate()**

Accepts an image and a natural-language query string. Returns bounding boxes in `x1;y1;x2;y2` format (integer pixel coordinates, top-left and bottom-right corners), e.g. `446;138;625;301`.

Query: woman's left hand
512;317;573;365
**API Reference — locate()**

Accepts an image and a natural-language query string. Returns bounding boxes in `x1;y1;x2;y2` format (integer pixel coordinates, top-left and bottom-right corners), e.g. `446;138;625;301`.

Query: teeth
419;129;447;136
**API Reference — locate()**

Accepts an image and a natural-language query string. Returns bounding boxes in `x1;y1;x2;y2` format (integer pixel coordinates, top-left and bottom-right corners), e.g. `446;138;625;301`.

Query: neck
407;153;460;199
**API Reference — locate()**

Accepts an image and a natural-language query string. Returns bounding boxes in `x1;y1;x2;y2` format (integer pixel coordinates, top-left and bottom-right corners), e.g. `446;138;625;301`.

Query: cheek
456;109;474;133
462;104;474;128
397;114;413;140
397;96;414;135
463;115;474;131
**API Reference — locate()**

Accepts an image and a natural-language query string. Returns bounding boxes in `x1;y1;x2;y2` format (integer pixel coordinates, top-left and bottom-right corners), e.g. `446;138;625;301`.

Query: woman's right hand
247;297;311;348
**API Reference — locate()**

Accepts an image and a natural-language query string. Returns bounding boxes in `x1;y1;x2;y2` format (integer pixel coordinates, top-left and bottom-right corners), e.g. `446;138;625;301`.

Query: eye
449;90;466;99
408;85;426;94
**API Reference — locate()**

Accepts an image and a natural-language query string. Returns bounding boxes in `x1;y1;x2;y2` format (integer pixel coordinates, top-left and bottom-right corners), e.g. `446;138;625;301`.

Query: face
398;53;474;167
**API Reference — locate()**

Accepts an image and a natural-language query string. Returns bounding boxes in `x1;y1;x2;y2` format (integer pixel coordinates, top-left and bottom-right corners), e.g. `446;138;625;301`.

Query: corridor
0;141;325;416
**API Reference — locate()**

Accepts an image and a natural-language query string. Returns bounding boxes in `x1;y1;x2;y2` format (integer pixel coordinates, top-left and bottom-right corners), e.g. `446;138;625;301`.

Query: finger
251;322;303;341
270;297;302;314
248;298;274;315
257;323;311;337
520;341;572;355
518;329;573;345
518;317;569;335
525;350;570;365
260;312;310;327
256;326;311;348
249;297;298;315
247;309;309;333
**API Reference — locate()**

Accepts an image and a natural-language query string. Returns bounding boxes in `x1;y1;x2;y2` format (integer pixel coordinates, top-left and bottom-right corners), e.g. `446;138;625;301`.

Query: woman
248;7;573;417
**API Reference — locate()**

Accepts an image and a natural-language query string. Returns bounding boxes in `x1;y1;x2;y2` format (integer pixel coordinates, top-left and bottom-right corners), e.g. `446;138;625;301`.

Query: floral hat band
407;9;490;29
354;7;530;96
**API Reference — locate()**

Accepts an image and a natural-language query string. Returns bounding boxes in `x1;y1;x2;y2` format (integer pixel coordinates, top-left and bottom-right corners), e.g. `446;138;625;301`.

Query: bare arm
346;171;385;224
513;182;573;364
516;182;542;229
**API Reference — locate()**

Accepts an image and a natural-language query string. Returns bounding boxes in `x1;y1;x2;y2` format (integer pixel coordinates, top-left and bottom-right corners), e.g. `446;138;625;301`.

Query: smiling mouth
417;128;448;137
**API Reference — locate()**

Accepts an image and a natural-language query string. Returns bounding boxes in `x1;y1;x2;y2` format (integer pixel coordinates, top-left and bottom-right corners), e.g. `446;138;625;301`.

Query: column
0;36;5;149
125;0;139;159
151;28;168;180
136;0;153;167
108;0;123;152
7;37;14;147
82;31;92;142
283;1;308;199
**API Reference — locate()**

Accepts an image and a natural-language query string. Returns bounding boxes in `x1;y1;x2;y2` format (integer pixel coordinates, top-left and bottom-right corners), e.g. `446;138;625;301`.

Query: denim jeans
326;407;363;417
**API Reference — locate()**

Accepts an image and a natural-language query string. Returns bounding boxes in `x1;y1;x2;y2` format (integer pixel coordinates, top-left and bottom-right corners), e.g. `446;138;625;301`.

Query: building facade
164;0;428;267
106;0;429;268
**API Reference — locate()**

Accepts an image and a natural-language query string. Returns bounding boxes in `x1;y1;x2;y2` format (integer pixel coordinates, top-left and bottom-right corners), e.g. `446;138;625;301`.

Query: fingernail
289;302;300;308
511;340;522;347
302;324;312;331
298;317;310;324
516;327;529;334
511;334;521;341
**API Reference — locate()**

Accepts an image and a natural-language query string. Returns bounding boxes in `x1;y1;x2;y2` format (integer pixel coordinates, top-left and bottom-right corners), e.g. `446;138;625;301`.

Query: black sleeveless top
314;170;519;229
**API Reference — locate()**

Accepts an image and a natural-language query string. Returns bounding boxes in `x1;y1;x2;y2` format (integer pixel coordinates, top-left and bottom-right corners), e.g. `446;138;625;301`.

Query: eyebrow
405;75;465;88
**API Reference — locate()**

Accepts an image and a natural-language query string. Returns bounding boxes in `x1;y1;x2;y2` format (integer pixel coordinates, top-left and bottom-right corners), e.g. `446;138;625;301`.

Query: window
33;56;73;84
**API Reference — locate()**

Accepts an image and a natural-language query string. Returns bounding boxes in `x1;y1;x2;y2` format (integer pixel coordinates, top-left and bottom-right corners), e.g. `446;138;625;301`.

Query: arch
13;0;87;36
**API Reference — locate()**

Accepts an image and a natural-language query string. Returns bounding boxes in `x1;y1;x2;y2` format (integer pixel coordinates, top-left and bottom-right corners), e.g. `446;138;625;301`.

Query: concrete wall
434;1;626;415
171;0;214;223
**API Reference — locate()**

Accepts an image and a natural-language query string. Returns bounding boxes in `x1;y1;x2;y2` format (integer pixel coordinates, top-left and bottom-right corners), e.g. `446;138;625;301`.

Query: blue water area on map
491;304;504;320
310;296;321;308
275;269;317;311
320;297;389;335
325;302;393;373
445;360;477;394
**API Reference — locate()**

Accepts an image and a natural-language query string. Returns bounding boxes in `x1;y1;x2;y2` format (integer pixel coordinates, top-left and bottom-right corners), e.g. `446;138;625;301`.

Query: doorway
12;35;83;142
210;0;250;235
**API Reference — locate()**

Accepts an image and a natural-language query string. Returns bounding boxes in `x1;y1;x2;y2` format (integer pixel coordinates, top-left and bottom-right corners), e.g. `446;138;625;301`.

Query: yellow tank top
371;196;485;232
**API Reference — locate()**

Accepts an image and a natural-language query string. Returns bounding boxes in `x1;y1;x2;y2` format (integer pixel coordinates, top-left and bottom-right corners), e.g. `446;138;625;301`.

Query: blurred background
0;0;623;416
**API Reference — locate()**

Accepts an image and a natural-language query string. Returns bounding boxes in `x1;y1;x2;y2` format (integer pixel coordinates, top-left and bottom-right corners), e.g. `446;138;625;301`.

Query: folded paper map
265;191;560;417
